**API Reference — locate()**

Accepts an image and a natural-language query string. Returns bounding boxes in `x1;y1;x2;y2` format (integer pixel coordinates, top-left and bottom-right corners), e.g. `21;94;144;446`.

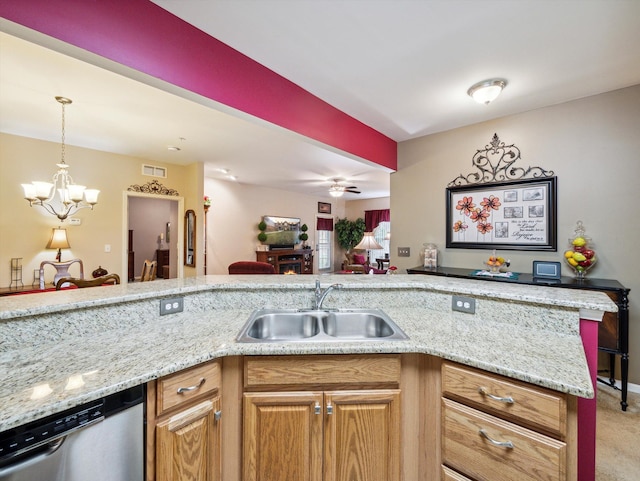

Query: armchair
342;250;368;273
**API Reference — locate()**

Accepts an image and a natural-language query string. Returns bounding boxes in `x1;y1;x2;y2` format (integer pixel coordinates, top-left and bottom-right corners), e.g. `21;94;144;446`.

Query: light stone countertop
0;274;617;432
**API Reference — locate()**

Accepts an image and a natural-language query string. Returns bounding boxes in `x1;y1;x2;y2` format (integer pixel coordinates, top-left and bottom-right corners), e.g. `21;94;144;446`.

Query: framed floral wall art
446;177;557;251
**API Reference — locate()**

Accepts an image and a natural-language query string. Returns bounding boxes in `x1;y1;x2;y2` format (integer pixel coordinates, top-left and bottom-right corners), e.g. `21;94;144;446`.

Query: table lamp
354;232;383;264
47;227;70;262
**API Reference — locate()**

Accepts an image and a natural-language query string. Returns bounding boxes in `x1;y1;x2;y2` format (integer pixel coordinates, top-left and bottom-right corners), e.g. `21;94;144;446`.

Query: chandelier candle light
22;97;99;221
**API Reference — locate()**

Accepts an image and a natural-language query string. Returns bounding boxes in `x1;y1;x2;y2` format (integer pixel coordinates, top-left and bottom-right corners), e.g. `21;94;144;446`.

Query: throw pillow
353;254;366;265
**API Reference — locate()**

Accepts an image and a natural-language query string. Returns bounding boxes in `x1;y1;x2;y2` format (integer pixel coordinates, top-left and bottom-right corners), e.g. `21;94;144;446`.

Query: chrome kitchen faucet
313;279;343;310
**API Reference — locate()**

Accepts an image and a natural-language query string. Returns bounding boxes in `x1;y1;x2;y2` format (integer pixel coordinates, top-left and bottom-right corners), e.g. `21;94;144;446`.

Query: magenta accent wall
0;0;397;170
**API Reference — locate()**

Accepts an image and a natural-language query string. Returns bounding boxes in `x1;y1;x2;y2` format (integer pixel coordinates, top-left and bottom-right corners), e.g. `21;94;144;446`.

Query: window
370;221;390;262
317;229;332;270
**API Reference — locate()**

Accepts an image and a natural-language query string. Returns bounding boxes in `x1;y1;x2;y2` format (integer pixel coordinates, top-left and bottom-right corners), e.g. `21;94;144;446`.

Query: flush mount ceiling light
467;79;507;105
22;97;99;221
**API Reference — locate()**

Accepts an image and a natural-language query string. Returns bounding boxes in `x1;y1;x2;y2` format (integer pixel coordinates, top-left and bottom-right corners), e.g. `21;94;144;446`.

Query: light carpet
596;384;640;481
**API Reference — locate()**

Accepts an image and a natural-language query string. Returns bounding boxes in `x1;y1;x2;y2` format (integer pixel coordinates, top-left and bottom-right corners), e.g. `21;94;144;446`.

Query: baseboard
597;379;640;394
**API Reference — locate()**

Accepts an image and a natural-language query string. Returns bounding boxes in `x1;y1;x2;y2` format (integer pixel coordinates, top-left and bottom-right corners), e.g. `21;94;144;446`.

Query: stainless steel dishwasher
0;385;144;481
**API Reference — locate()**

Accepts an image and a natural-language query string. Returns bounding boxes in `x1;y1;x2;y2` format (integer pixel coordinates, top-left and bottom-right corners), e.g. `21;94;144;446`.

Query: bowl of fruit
564;221;597;279
484;251;510;273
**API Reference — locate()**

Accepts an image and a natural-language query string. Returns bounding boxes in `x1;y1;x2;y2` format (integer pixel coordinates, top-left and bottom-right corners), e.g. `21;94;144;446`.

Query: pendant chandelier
22;96;99;221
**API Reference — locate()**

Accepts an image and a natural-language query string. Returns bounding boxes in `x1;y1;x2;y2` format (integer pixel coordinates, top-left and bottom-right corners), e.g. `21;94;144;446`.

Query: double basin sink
236;308;409;343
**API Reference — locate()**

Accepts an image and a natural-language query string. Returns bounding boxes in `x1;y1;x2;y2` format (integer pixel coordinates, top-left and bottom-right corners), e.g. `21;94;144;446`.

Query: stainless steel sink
244;311;321;341
236;308;408;343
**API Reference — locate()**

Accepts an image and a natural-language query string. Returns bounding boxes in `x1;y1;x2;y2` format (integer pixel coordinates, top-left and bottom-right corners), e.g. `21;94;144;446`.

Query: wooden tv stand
256;249;313;274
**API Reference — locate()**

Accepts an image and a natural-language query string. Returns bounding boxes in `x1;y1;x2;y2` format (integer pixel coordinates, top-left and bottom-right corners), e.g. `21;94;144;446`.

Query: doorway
122;192;184;281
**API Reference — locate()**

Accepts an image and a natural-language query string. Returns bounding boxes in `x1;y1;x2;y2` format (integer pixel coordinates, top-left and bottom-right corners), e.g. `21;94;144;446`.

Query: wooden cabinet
242;355;401;481
440;361;575;481
256;248;313;274
147;360;222;481
156;249;170;278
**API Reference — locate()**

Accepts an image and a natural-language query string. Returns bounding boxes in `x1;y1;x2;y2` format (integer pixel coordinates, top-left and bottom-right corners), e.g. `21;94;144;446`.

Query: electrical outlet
398;247;410;257
452;295;476;314
160;297;184;316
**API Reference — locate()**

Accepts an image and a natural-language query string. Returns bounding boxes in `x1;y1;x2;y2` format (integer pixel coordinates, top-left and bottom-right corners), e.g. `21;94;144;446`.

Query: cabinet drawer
442;399;566;481
442;465;472;481
244;355;401;388
442;362;566;437
157;360;221;415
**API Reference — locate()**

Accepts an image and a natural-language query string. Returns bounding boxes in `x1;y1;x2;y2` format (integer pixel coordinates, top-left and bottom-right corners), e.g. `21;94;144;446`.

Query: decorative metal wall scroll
127;180;179;196
448;133;554;187
445;134;557;251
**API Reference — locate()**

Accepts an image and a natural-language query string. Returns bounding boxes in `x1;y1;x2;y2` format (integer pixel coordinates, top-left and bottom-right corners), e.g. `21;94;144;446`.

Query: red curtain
317;218;334;231
365;209;390;231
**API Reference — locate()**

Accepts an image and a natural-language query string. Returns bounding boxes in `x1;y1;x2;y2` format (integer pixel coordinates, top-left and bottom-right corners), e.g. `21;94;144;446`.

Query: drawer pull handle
214;410;222;421
315;402;322;415
478;387;514;404
326;403;333;415
177;377;206;394
479;429;514;449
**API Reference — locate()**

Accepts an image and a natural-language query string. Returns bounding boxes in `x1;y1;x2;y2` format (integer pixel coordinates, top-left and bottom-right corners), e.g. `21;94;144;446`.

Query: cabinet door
324;390;401;481
156;396;221;481
244;392;324;481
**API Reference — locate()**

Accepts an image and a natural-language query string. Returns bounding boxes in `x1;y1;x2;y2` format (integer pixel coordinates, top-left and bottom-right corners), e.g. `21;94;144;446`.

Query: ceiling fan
328;179;361;197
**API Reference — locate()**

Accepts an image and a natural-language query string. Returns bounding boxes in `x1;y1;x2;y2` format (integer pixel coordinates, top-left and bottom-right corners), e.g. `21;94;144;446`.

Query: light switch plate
398;247;410;257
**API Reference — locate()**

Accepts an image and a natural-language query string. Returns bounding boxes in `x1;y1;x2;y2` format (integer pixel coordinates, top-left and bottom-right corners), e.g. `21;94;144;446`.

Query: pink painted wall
0;0;397;170
579;318;599;481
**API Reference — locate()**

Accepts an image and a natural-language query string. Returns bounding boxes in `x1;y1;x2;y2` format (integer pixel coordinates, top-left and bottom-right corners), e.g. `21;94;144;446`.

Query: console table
407;265;631;411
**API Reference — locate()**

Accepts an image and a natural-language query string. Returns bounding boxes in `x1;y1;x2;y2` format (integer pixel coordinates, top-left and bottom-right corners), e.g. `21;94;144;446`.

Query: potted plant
335;217;366;252
257;220;267;243
299;224;309;249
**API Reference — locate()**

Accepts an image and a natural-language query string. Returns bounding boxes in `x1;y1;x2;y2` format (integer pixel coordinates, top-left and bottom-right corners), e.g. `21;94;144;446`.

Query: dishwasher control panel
0;399;104;463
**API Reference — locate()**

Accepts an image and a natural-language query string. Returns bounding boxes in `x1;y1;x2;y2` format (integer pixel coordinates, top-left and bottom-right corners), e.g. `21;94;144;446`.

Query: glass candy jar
564;220;597;279
423;243;438;269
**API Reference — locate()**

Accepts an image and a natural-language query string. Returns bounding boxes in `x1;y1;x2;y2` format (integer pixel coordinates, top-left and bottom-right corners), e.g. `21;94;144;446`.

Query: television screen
262;215;301;248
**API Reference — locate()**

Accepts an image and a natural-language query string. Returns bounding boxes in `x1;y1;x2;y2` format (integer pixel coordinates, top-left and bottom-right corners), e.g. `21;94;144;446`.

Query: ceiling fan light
329;188;344;198
467;79;507;105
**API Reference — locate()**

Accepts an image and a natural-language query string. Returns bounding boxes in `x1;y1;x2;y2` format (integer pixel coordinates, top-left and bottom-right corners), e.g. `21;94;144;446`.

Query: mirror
184;210;196;267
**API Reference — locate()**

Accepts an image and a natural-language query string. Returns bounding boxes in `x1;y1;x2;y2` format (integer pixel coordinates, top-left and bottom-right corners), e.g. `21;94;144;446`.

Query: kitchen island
0;274;617;480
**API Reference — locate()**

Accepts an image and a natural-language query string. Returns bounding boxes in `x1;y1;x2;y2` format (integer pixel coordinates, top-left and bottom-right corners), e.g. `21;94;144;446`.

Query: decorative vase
564;220;597;279
92;265;108;278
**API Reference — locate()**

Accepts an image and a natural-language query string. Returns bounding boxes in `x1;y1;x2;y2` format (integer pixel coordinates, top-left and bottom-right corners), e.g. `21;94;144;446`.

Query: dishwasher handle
0;436;65;477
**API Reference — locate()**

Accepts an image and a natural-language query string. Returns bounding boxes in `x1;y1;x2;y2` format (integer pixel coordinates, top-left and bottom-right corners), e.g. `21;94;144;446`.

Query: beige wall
392;84;640;384
345;197;390;221
0;133;199;287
